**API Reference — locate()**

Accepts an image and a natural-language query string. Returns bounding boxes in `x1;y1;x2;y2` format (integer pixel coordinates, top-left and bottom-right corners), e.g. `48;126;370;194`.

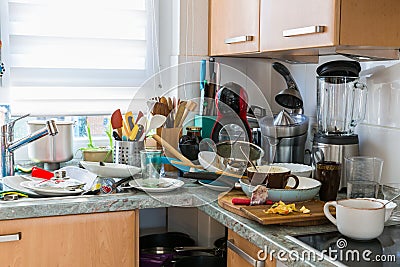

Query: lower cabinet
227;229;276;267
0;210;138;267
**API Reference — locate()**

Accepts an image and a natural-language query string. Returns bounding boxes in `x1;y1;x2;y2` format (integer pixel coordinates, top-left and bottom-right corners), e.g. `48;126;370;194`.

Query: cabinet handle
224;35;254;44
283;25;325;37
0;233;21;243
227;239;265;267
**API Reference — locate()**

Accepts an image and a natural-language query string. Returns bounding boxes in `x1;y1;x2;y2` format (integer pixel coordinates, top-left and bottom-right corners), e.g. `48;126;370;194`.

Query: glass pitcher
317;76;367;135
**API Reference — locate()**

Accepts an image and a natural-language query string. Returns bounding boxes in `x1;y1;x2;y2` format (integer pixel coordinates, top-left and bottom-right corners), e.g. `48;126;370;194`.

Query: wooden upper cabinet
209;0;260;56
260;0;400;52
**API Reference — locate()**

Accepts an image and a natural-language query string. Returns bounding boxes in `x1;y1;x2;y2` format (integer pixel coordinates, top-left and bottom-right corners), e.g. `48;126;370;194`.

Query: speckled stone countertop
0;177;344;267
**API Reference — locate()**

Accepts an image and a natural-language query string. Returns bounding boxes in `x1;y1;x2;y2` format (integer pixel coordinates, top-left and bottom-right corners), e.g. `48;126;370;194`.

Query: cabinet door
0;211;138;267
260;0;339;52
227;230;276;267
209;0;259;56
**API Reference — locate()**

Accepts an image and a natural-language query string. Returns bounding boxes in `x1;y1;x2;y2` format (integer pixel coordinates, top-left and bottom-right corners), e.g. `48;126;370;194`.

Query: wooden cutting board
218;190;334;226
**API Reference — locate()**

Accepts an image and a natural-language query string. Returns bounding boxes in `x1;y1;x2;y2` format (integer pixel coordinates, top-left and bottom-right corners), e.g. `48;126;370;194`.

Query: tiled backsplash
219;56;400;184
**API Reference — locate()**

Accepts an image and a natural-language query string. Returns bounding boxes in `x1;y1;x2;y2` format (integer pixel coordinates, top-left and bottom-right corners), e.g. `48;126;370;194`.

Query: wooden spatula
177;101;198;127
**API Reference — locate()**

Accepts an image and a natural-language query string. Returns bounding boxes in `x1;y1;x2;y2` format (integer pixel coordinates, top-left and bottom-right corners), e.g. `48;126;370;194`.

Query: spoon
146;115;167;135
383;192;400;207
239;146;258;172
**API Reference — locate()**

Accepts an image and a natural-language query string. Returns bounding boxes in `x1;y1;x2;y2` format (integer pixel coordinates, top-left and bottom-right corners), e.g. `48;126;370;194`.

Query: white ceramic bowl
361;198;397;222
239;176;321;202
271;163;314;177
198;151;224;172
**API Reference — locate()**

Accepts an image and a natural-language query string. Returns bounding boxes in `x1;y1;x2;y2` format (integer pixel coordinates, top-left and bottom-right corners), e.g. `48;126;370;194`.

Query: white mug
324;198;385;240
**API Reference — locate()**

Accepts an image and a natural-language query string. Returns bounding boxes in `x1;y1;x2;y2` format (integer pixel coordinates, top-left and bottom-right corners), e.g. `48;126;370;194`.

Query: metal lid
186;126;202;131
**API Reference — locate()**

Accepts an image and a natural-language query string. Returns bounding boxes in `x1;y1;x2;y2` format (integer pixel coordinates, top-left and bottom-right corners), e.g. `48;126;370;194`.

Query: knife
183;172;237;187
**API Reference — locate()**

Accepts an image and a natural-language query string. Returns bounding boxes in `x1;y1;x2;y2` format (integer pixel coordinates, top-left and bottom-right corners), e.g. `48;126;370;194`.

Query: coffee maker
211;82;252;143
313;60;367;189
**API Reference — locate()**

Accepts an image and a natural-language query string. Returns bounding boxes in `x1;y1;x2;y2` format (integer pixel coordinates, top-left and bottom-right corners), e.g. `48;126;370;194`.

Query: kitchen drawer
260;0;338;52
0;211;138;267
227;230;276;267
209;0;260;56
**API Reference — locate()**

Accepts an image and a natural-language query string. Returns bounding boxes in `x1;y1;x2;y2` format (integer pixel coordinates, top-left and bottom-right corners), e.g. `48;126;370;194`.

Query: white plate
128;178;184;193
59;166;97;191
2;175;42;196
80;161;141;178
20;181;84;196
198;180;231;192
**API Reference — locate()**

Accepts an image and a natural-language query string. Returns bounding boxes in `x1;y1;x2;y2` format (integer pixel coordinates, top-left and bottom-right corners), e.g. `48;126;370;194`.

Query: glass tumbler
382;183;400;222
140;149;162;185
345;156;383;198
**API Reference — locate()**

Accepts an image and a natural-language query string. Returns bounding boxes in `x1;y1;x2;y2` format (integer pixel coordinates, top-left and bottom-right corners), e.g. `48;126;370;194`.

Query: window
1;0;158;116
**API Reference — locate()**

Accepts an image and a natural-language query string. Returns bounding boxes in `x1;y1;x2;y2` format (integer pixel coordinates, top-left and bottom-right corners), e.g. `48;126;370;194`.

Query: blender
314;60;367;189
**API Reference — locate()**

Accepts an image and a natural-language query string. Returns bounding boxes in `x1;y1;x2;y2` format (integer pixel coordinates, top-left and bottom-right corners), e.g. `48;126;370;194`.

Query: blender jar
317;76;367;135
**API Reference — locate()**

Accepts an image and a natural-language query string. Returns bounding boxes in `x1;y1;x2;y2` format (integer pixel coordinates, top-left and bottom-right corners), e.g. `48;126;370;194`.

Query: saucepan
140;232;226;267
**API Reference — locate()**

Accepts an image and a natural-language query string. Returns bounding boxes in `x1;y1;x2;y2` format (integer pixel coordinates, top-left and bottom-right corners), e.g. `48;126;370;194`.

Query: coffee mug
324;198;385;240
247;166;299;189
315;161;341;201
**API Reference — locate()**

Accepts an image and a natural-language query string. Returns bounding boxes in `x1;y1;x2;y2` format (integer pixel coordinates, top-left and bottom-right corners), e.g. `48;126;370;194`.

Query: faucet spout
8;120;58;152
1;119;58;177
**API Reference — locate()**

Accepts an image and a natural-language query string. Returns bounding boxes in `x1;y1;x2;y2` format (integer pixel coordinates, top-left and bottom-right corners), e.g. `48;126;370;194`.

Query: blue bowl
239;177;321;202
161;157;203;173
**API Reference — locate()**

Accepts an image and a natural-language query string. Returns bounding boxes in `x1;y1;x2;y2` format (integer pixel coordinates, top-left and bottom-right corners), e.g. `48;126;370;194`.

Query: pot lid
274;110;295;126
317;60;361;77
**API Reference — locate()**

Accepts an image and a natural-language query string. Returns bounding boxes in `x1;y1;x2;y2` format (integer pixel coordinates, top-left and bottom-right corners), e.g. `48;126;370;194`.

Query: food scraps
264;201;310;215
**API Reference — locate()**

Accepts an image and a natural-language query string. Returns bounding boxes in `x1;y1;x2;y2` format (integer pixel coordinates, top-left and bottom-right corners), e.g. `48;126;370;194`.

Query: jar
186;126;202;138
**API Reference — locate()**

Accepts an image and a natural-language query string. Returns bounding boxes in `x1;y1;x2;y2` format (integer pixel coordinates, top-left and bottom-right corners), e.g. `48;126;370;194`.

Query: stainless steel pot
27;120;74;170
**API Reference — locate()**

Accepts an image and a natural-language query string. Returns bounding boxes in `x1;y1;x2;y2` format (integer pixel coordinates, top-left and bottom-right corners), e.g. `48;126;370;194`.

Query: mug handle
323;201;337;225
287;174;300;189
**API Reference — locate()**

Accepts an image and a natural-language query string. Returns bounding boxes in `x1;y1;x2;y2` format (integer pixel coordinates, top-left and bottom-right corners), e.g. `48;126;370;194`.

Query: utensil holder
113;140;144;167
157;127;182;172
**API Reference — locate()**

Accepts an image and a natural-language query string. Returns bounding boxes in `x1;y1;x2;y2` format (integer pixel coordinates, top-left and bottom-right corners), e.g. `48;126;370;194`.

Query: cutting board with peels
218;190;334;226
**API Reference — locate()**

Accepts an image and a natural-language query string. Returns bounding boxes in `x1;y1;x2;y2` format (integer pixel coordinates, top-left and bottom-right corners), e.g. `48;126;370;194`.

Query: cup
345;156;383;198
382;183;400;222
315;161;341;201
140;150;162;185
247;165;299;189
324;198;385;240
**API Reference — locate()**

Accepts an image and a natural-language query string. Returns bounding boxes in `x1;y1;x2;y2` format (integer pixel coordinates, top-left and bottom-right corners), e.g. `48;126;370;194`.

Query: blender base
314;134;359;190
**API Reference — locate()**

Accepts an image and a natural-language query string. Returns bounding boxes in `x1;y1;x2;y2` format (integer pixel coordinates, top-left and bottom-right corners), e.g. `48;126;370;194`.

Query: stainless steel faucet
1;114;58;177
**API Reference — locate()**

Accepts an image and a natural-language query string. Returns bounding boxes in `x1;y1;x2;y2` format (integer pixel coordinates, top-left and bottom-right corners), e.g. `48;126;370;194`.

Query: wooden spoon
152;134;193;166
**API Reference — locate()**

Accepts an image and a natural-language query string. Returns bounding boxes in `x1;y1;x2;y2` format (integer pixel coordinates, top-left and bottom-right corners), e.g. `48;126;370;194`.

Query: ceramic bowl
271;163;314;177
239;176;321;202
198;151;224;172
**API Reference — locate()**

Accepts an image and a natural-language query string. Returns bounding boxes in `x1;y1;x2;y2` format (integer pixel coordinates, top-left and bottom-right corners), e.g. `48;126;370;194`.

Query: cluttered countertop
0;175;340;267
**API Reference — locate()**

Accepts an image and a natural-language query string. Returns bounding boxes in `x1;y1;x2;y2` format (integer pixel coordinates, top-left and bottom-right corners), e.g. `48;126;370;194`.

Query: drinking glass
382;183;400;222
140;149;162;186
345;156;383;198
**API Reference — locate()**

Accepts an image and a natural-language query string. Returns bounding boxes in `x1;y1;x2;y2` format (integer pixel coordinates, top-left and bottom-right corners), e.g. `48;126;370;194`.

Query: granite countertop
0;177;341;267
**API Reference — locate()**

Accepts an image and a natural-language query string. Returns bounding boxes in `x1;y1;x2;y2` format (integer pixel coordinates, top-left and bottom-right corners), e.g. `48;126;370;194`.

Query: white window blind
2;0;157;116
